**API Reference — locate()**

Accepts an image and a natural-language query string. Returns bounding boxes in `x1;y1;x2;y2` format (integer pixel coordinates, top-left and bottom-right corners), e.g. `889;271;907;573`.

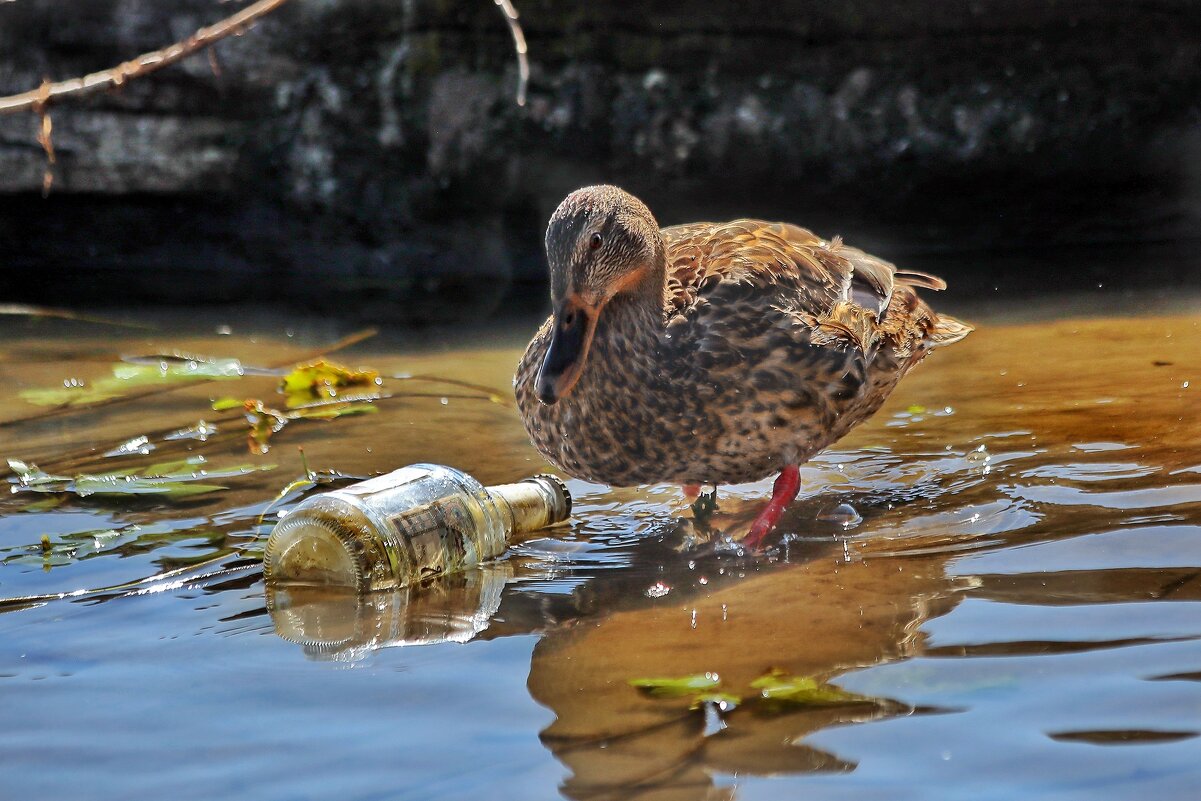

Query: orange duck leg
743;465;801;550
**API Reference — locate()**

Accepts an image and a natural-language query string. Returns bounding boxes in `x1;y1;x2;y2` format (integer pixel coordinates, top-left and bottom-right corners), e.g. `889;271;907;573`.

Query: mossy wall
1;0;1197;313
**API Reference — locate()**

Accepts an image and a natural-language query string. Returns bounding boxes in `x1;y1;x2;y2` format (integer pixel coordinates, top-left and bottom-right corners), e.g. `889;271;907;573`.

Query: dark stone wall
1;0;1198;315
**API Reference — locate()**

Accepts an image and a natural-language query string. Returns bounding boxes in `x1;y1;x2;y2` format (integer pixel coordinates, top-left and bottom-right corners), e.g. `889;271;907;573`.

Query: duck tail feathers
927;314;973;347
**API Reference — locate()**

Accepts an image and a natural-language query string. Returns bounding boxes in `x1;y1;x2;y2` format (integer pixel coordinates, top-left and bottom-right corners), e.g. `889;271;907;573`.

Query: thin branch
0;0;291;115
0;303;154;329
493;0;529;106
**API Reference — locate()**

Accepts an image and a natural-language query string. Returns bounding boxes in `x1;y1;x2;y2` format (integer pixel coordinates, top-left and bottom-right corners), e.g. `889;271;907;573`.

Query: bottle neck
487;475;571;536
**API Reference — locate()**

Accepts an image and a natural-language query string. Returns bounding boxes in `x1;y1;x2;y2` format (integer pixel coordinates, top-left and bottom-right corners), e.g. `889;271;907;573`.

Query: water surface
1;294;1199;800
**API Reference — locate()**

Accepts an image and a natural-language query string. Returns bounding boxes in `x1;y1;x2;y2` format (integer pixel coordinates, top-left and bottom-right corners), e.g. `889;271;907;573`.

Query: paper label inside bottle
387;496;472;579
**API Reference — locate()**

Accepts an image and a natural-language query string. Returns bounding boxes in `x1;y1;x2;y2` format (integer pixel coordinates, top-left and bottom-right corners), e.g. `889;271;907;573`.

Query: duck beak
536;295;598;404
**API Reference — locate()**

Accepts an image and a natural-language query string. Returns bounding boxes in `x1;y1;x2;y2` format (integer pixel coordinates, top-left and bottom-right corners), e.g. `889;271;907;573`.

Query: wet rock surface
0;0;1198;312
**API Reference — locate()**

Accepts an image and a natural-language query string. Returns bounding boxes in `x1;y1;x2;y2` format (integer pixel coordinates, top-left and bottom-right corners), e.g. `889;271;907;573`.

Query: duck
515;185;971;546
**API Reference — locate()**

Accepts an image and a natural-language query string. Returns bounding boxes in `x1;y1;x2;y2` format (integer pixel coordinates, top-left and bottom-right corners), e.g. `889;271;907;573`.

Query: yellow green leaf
629;673;722;697
279;360;379;407
20;355;243;407
751;669;874;707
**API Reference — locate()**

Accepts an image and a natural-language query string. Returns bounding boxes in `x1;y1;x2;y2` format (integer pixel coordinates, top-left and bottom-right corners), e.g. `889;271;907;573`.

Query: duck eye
588;232;603;250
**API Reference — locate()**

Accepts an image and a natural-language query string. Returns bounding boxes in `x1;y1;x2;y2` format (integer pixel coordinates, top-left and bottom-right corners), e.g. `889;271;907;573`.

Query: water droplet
104;436;153;458
645;581;671;598
818;503;862;529
967;444;991;463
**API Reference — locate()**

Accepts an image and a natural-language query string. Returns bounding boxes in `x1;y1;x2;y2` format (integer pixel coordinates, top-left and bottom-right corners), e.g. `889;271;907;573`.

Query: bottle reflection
265;562;512;661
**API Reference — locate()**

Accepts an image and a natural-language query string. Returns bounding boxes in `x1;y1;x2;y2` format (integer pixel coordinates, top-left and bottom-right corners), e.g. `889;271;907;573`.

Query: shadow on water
1;296;1200;800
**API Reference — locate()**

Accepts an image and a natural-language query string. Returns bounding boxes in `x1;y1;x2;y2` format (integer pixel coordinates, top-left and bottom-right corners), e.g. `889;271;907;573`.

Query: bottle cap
528;473;572;518
490;474;572;535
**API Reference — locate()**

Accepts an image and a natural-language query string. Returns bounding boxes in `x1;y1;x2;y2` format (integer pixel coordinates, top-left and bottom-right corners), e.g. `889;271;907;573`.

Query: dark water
1;292;1199;800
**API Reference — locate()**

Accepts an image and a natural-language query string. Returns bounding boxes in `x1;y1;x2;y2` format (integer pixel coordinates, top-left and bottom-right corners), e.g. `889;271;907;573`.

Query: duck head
535;186;666;405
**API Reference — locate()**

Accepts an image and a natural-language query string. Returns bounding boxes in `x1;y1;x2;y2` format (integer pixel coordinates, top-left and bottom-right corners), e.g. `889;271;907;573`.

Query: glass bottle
263;464;570;592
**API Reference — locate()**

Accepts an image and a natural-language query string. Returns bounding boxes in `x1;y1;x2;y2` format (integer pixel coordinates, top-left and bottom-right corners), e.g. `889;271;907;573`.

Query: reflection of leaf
751;669;875;707
19;355;244;407
5;458;274;499
20;496;66;513
279;360;379;407
295;402;378;420
4;527;130;568
211;397;243;411
690;692;740;710
0;516;259;573
629;673;722;697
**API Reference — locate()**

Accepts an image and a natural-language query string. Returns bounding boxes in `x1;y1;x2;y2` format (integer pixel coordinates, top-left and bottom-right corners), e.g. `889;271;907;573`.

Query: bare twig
0;0;529;191
493;0;529;106
0;0;291;115
32;80;55;193
0;303;153;329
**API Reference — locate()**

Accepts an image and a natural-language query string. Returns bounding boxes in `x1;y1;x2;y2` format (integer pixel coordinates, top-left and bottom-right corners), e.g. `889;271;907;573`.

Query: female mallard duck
515;185;971;546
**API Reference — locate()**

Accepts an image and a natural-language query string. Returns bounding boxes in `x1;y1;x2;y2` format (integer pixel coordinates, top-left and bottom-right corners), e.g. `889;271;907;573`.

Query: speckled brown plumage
515;186;971;488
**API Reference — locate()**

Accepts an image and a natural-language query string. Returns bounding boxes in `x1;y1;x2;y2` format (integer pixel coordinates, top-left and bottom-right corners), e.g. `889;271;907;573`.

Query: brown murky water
1;296;1199;800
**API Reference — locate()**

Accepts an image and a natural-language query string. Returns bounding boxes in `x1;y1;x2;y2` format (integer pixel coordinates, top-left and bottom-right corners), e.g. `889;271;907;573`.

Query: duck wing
661;220;970;362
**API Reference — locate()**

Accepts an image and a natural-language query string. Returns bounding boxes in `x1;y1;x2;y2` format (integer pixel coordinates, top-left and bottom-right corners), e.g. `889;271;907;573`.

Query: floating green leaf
7;459;65;487
750;669;874;707
5;458;274;499
20;355;244;407
629;673;722;697
164;420;218;441
141;456;206;476
103;435;154;458
279;360;379;407
211;397;244;411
